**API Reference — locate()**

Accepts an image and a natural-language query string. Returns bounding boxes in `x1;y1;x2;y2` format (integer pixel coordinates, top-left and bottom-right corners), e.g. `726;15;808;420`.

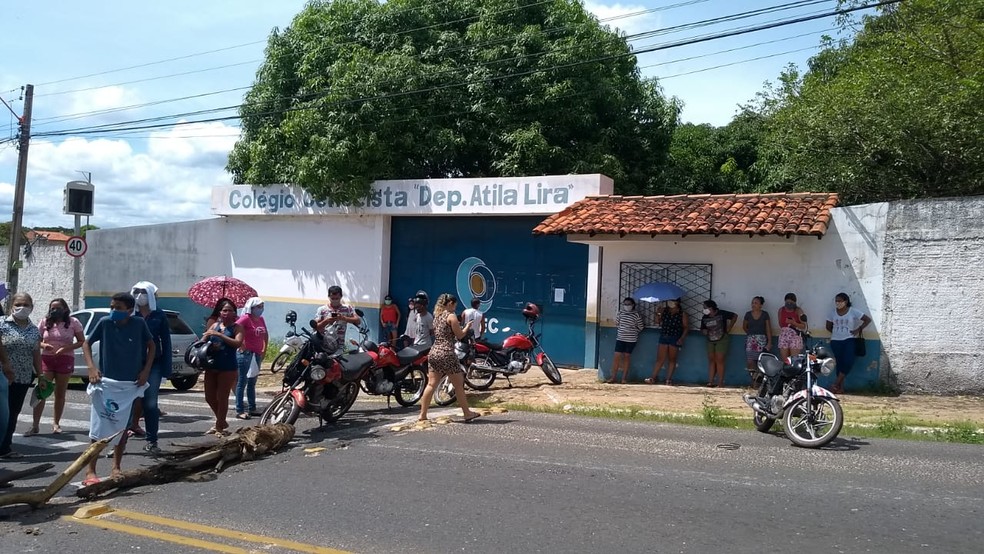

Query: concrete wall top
211;174;614;217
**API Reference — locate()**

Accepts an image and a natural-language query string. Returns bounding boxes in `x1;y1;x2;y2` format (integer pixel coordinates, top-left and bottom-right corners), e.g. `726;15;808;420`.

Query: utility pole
71;172;89;310
5;84;33;308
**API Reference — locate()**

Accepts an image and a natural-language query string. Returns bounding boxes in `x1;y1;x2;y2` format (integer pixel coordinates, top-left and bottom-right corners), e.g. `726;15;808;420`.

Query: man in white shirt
405;295;434;349
460;297;485;339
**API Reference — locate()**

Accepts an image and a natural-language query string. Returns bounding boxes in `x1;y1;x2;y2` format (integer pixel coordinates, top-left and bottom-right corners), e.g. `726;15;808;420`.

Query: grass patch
486;400;984;445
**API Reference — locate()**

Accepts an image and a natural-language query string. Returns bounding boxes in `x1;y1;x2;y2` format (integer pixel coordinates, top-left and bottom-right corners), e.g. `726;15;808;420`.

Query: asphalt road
2;387;983;553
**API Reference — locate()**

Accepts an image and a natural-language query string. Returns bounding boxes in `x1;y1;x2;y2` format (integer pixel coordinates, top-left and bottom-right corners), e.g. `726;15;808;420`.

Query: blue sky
0;0;867;229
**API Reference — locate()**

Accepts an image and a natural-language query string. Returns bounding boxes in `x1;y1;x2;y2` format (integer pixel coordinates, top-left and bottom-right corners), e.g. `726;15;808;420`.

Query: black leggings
1;382;31;454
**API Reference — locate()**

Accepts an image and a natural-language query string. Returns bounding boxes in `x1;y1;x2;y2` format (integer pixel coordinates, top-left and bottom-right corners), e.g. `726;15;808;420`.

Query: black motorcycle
742;333;844;448
259;319;374;427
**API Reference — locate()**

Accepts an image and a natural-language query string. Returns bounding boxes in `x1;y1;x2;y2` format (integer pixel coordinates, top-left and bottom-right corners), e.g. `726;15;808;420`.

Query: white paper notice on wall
553;288;565;302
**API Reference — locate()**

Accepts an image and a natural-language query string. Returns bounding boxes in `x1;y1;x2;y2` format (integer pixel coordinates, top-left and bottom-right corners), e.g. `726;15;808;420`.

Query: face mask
785;301;796;309
622;304;634;311
49;308;64;319
109;309;128;322
835;301;846;309
251;307;264;317
384;300;392;305
667;301;678;309
702;308;711;315
12;306;32;320
135;293;149;307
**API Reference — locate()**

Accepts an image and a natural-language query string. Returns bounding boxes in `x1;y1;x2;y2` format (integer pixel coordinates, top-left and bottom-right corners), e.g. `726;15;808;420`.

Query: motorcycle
742;333;844;448
260;319;374;427
460;302;562;390
269;310;307;374
354;320;430;407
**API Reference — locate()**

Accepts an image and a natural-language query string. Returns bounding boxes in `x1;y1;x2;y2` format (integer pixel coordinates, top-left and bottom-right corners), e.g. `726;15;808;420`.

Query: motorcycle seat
758;353;782;378
396;346;428;365
338;352;374;379
477;339;503;351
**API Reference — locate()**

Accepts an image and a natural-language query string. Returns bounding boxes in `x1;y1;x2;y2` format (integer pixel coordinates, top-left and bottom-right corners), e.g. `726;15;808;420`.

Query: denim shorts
614;340;637;354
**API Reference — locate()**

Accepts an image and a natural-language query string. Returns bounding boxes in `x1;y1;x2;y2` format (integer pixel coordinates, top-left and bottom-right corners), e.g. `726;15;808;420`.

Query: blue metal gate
388;216;588;367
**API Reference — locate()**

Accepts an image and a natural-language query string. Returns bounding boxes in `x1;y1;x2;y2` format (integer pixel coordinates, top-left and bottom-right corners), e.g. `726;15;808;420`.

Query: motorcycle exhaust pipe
742;394;774;418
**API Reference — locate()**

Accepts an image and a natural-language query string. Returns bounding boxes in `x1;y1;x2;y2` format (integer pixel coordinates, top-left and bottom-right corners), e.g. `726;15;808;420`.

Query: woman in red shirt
777;293;807;360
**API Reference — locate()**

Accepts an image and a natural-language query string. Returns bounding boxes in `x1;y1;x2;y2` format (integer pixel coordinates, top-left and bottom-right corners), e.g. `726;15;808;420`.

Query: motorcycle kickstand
505;375;513;388
386;394;392;409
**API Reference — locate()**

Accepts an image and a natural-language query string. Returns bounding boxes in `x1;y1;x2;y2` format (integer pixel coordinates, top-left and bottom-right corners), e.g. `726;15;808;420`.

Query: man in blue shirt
82;292;154;484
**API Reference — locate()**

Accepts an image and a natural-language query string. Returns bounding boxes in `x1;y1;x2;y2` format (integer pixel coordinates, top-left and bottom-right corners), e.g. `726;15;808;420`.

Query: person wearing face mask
201;298;244;436
405;295;435;350
700;300;737;388
743;296;773;387
124;282;171;455
380;294;400;344
777;293;807;361
608;297;644;384
315;286;362;349
0;292;42;459
32;298;85;436
826;292;871;394
81;292;154;484
235;297;267;420
646;297;688;385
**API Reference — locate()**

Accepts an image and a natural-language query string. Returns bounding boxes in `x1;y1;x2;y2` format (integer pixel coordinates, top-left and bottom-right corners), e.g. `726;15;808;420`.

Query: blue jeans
141;368;163;443
235;352;259;415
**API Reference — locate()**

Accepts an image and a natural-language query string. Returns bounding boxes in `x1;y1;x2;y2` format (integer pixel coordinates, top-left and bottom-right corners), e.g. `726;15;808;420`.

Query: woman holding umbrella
201;298;244;435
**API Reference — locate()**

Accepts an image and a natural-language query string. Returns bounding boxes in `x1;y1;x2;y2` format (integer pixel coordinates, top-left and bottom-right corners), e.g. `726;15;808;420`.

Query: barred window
619;262;712;329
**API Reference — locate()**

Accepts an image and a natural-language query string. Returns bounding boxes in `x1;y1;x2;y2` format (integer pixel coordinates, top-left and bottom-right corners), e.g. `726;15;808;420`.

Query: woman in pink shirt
32;298;84;434
235;297;268;419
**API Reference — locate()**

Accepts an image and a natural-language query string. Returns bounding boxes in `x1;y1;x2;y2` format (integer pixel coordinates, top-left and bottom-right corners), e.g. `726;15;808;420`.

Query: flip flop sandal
462;414;481;424
23;428;40;437
82;476;101;487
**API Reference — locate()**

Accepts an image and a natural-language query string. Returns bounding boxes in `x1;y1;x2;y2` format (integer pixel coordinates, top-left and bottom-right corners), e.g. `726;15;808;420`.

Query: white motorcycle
269;310;308;374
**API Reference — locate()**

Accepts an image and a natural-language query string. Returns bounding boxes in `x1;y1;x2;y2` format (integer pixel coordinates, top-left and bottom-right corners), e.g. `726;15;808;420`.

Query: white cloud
0;123;241;230
583;1;661;36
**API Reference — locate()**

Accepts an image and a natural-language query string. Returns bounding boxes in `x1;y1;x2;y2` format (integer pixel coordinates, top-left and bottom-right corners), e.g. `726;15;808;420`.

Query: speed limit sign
65;235;87;257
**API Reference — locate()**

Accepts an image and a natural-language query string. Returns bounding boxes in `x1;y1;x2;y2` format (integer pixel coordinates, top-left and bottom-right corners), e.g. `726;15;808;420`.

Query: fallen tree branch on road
0;431;122;508
76;423;295;498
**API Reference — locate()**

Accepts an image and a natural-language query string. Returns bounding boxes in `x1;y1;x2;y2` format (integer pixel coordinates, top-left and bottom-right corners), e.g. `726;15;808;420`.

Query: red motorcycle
460;302;562;390
362;338;430;407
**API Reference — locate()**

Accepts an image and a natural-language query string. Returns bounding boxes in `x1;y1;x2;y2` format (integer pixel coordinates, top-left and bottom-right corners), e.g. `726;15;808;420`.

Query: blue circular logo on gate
456;257;496;312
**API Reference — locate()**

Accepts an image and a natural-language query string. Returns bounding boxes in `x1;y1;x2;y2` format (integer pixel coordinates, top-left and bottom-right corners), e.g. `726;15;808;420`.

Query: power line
33;0;895;140
31;86;253;126
33;2;841;136
35;60;262;98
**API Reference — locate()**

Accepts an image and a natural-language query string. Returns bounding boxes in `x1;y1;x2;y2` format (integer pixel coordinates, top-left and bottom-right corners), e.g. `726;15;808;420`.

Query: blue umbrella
634;282;686;303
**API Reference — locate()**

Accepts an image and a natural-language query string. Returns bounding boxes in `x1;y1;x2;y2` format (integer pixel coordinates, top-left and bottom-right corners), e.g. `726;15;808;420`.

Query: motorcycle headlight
310;366;327;381
820;357;836;376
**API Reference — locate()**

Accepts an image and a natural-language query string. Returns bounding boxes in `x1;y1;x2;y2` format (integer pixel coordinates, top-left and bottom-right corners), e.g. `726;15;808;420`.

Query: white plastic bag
88;378;149;446
247;354;260;378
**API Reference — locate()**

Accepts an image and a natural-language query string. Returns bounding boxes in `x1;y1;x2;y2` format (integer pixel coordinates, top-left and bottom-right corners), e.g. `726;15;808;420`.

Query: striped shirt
615;310;644;342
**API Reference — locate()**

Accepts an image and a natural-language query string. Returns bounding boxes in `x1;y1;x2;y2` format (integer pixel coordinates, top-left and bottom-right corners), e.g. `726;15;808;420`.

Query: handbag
246;354;260;378
854;336;867;357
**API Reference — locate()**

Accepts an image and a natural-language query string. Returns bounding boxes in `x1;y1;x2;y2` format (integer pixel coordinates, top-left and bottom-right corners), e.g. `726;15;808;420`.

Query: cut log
0;463;55;486
0;431;122;508
77;423;294;498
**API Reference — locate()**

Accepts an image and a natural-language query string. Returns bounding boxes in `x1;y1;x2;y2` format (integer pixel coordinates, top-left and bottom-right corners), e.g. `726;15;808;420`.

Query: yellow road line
109;508;351;554
65;516;247;554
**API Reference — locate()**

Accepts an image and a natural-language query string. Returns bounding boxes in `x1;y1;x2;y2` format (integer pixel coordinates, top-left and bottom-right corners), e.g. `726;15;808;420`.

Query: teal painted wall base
597;328;882;391
584;321;599;369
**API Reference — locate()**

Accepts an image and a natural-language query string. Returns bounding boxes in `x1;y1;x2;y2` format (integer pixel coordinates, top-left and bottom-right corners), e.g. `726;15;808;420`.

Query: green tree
758;0;984;203
228;0;680;201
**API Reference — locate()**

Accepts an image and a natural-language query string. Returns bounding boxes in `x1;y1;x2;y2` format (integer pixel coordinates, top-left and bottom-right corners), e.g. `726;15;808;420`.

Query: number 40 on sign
65;236;87;257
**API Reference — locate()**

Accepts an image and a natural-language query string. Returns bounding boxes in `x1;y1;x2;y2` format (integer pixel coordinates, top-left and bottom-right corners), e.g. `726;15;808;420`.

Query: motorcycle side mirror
309;319;319;329
355;308;365;317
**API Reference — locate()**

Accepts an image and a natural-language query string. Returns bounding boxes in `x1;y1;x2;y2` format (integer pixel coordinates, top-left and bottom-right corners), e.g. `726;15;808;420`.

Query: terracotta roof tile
533;193;839;237
24;229;72;242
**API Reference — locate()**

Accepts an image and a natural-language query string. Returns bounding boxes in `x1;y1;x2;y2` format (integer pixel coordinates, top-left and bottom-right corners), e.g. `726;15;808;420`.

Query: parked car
71;308;202;391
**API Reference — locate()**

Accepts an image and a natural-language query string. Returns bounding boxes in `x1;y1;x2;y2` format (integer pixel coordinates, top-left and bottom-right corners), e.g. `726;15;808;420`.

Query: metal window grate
619;262;712;329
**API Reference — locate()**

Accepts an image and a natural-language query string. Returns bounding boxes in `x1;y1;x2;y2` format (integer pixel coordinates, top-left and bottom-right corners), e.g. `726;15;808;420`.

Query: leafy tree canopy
228;0;680;201
756;0;984;203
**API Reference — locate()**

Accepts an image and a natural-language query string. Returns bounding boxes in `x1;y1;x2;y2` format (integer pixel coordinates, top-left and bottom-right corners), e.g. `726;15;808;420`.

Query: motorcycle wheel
322;382;360;423
782;396;844;448
464;364;496;390
259;391;301;425
269;351;292;374
394;366;428;407
752;382;776;433
434;375;456;406
540;353;562;385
